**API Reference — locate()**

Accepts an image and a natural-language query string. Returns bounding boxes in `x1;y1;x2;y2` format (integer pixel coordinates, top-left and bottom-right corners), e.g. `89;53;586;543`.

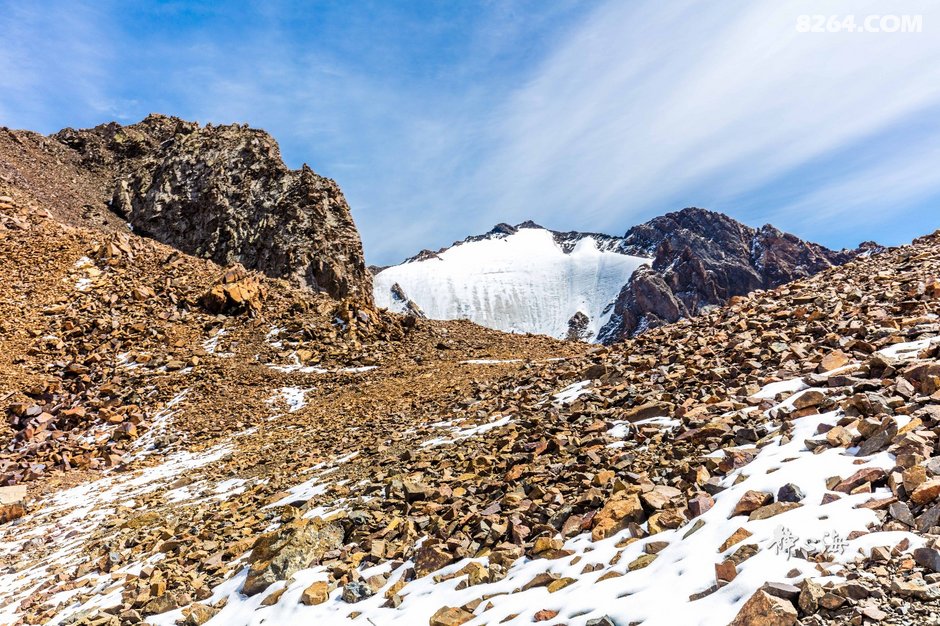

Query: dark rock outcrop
565;311;591;342
598;208;860;342
45;114;370;301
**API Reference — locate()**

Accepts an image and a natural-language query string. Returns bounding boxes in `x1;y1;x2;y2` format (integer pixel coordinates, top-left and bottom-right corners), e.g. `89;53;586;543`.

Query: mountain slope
4;191;940;625
376;209;863;344
1;115;370;301
374;222;649;341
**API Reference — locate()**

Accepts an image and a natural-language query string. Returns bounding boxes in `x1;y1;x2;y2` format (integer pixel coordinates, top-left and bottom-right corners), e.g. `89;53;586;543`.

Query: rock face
9;114;371;301
598;208;864;342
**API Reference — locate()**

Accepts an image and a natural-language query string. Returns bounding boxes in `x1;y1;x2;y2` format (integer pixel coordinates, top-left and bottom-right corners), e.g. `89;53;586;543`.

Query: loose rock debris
4;197;940;625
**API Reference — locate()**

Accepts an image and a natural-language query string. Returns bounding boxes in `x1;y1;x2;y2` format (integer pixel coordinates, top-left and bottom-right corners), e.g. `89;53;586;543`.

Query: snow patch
553;380;593;405
268;387;314;413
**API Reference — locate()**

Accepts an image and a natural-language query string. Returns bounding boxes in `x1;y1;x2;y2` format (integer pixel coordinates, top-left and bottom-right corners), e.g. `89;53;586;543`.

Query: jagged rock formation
389;282;426;318
2;114;371;301
597;208;864;342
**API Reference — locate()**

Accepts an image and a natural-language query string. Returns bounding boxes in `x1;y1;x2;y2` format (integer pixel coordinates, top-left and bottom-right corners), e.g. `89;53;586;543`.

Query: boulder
242;517;345;596
592;493;645;540
730;589;797;626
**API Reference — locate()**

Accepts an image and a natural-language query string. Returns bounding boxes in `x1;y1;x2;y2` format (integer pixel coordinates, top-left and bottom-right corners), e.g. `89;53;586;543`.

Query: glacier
373;227;650;342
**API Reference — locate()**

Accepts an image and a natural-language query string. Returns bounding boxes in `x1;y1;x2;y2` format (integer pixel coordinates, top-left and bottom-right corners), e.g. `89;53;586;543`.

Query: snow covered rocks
8;162;940;624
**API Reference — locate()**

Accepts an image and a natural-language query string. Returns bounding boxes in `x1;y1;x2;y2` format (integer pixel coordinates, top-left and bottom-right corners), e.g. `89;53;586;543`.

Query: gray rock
888;501;915;526
341;581;375;603
777;483;805;503
917;504;940;533
761;581;801;600
913;547;940;573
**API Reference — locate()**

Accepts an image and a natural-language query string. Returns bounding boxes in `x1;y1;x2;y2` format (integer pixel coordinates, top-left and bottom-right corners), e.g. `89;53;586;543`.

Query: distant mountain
597;208;874;342
374;209;872;343
374;222;649;342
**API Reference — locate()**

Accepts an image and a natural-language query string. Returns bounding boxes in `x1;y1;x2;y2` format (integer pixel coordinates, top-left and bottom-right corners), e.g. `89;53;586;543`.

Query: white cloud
2;0;937;261
471;0;940;238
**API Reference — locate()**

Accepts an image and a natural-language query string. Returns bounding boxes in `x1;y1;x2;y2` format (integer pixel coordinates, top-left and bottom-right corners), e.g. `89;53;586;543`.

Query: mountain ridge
375;208;869;343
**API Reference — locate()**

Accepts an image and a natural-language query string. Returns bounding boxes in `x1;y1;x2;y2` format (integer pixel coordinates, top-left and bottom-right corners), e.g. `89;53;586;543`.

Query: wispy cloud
2;0;938;262
0;2;118;129
472;0;940;244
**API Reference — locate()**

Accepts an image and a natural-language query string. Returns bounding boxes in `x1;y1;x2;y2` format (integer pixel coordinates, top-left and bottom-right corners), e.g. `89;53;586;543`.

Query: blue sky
2;0;939;264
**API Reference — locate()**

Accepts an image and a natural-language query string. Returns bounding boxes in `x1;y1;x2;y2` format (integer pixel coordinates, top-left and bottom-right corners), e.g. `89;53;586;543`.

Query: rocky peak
397;221;626;265
5;114;371;302
599;207;864;342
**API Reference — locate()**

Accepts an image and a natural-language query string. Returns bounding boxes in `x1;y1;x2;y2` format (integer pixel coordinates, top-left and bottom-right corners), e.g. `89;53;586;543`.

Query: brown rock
429;606;475;626
627;554;657;571
647;509;687;534
414;543;456;578
688;493;714;517
902;465;927;492
833;467;886;494
798;578;825;614
641;485;681;510
818;592;844;609
181;603;220;626
732;490;773;517
911;479;940;505
592;493;645;541
730;590;797;626
622;401;674;422
719;528;752;552
715;559;737;582
748;502;802;521
300;580;330;605
793;390;826;409
819;350;850;372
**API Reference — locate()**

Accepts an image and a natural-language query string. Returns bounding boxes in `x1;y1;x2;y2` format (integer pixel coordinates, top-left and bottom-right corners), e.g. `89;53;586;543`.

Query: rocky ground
2;187;940;626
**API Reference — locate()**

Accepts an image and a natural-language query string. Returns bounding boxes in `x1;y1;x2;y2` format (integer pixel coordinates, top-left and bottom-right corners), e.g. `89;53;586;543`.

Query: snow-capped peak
373;224;650;342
